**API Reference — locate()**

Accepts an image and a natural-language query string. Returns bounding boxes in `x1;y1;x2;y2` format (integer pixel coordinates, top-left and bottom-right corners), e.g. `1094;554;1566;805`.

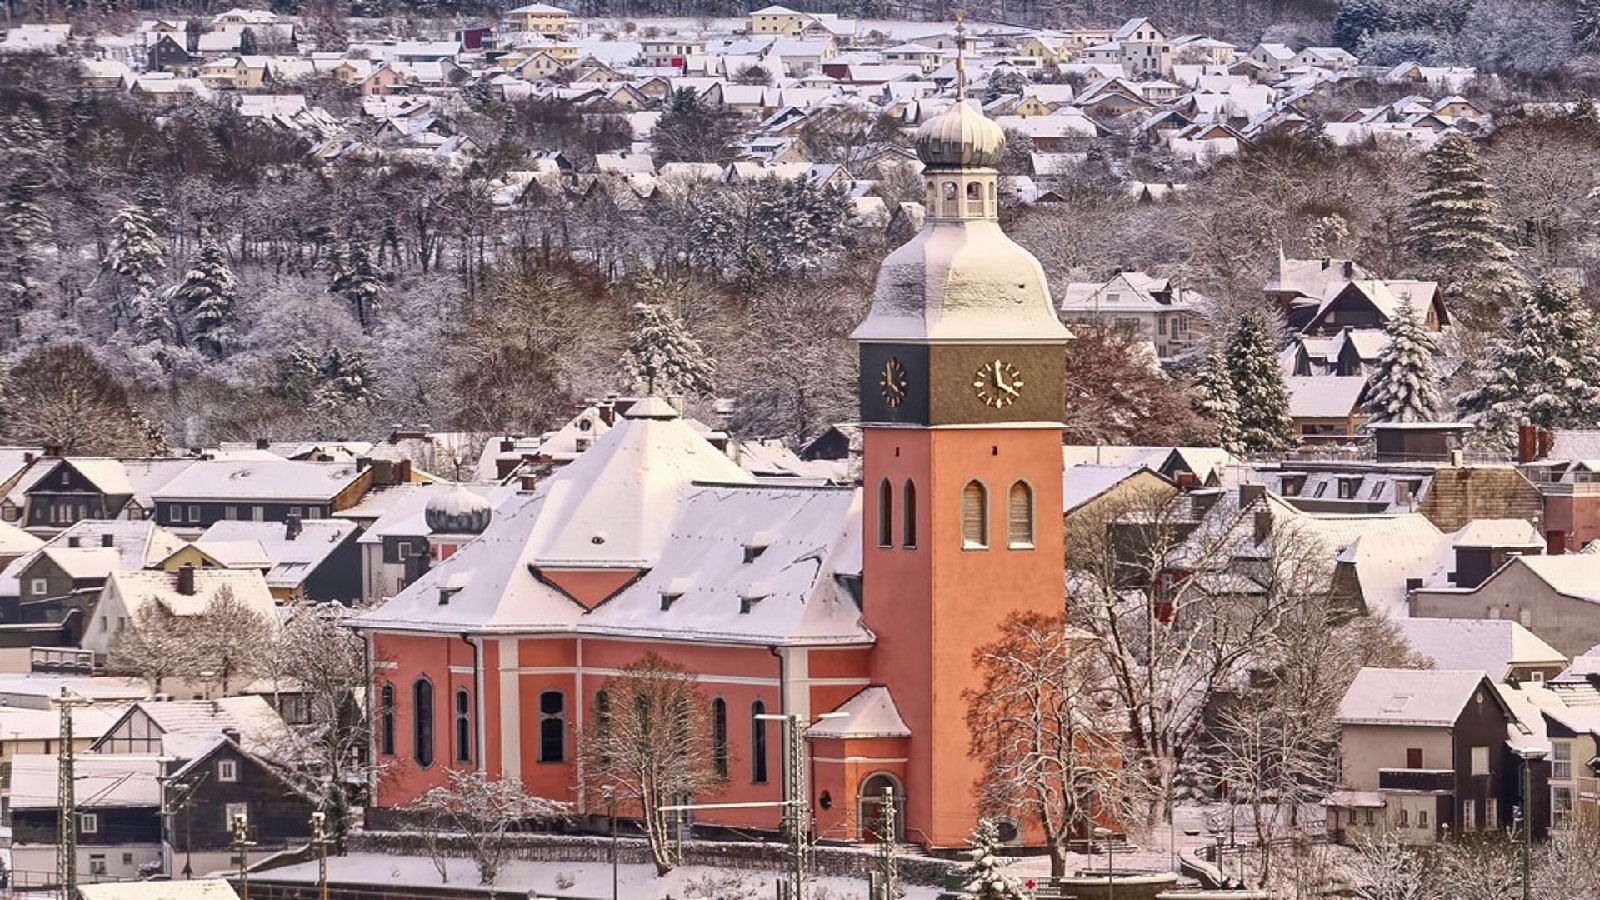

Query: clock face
973;359;1024;408
880;357;909;407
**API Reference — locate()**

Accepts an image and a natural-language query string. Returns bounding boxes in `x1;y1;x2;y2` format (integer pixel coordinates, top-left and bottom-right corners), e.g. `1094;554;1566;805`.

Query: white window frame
1553;740;1573;780
187;505;201;523
29;578;47;596
1471;746;1490;776
1463;798;1476;832
226;802;249;829
79;812;99;834
218;758;238;783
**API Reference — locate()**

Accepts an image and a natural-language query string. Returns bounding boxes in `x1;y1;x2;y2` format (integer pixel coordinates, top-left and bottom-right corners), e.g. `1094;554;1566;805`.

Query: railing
1378;768;1455;792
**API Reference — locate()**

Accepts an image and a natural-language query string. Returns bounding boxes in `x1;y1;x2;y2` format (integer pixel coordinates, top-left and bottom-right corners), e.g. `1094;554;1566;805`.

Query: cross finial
954;10;966;100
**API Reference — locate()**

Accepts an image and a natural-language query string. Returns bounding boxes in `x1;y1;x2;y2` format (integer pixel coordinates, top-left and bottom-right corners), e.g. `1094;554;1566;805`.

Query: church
350;86;1073;852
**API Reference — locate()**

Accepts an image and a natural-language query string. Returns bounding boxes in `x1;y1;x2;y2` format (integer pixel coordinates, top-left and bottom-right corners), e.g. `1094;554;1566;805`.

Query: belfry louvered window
961;480;988;549
1008;481;1035;549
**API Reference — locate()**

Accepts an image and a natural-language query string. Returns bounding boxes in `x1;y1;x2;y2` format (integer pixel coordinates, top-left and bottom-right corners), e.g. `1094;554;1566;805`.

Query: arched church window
454;688;471;763
711;698;729;779
412;677;434;768
902;479;917;548
751;701;769;783
878;478;893;548
1008;481;1035;548
962;480;988;549
538;690;566;762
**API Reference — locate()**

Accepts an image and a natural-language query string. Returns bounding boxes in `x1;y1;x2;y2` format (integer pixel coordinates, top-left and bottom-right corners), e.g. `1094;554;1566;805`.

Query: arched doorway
857;772;905;842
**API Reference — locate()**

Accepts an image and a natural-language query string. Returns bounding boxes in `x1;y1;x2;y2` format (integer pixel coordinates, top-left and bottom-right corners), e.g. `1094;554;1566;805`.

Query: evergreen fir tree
327;238;382;330
106;203;164;293
1577;0;1600;48
1366;301;1445;424
1408;134;1522;322
177;240;239;358
1224;313;1295;454
958;819;1028;900
1457;277;1600;441
1193;347;1243;455
1333;0;1396;51
622;301;717;398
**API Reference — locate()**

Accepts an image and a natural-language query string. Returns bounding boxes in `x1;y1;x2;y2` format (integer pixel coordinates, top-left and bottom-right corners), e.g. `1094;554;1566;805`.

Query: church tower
851;47;1072;848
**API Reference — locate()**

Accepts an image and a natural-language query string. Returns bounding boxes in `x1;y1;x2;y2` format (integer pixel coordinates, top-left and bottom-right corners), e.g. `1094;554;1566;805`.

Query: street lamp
1515;746;1547;900
602;786;618;900
1093;826;1114;900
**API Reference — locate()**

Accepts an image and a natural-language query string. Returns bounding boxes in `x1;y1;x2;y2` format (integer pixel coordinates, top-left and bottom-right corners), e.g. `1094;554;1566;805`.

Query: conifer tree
1224;313;1295;454
1408;134;1522;322
622;301;717;398
177;240;239;358
1457;277;1600;441
1333;0;1396;51
1366;301;1445;424
1577;0;1600;48
1194;347;1243;454
106;203;164;294
958;819;1028;900
327;238;382;330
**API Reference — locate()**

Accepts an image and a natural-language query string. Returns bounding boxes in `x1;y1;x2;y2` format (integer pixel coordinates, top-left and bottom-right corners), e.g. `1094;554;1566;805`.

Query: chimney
100;533;114;548
43;445;62;457
499;439;515;453
255;437;269;450
520;474;537;491
22;452;33;464
1518;425;1537;464
176;564;196;596
285;512;302;541
1253;509;1273;544
1238;483;1266;507
220;726;241;743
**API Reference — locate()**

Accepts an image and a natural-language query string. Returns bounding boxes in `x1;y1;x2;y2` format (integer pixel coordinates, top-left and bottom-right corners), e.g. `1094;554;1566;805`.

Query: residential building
1057;271;1206;359
1326;668;1526;844
504;3;572;38
1412;554;1600;658
150;460;371;532
8;755;166;884
84;567;277;661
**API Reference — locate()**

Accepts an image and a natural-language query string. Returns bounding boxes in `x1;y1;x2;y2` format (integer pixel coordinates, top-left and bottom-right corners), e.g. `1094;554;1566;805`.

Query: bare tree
108;597;196;693
1351;832;1436;900
579;653;721;876
966;611;1150;878
407;769;567;887
108;585;271;694
3;343;162;454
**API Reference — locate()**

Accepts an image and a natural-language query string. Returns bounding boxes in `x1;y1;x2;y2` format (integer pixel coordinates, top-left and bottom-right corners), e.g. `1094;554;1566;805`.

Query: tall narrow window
412;678;434;768
1008;481;1035;548
454;688;471;763
877;478;893;548
751;700;769;784
902;479;917;548
961;480;988;548
711;698;729;779
379;684;395;756
539;690;566;762
595;689;611;767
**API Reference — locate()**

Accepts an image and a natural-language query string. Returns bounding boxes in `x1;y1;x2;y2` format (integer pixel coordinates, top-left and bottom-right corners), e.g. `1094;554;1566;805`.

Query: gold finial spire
954;10;966;100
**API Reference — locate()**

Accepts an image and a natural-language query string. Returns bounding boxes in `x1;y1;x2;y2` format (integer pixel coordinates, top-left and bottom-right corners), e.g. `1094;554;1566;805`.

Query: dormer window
744;531;776;563
1281;475;1305;497
739;582;770;614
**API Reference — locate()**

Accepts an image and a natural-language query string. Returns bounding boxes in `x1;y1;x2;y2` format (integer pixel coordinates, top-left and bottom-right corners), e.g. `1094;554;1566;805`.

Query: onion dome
914;99;1006;169
425;484;493;535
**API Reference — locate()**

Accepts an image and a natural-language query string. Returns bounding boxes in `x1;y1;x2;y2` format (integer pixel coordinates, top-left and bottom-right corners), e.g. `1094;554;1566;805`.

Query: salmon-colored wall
863;425;1065;849
537;568;642;608
373;633;480;802
812;735;909;841
1544;494;1600;552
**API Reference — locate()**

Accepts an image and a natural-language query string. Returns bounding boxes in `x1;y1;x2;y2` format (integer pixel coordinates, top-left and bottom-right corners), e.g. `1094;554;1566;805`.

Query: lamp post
1094;826;1114;900
1515;746;1547;900
604;786;618;900
311;810;329;900
231;812;256;900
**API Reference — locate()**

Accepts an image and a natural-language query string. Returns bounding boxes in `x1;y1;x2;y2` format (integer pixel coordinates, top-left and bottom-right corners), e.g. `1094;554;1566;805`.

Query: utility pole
54;687;93;900
874;786;896;900
754;710;846;900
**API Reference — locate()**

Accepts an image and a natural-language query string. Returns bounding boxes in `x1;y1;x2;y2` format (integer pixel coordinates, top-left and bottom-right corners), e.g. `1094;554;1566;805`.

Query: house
93;695;294;760
188;516;363;603
344;483;519;604
22;458;136;534
640;37;706;68
165;732;316;877
0;704;124;790
504;3;572;38
1412;554;1600;658
1296;46;1357;71
0;521;186;631
84;567;277;662
749;5;813;38
1285;376;1369;440
146;33;195;71
8;755;165;883
1297;279;1448;336
1057;271;1205;359
1111;17;1172;77
150;459;371;533
1326;668;1528;844
1249;42;1297;75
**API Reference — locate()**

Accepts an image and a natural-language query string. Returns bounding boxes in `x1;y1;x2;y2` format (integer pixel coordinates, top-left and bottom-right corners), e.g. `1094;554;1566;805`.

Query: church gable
531;566;645;610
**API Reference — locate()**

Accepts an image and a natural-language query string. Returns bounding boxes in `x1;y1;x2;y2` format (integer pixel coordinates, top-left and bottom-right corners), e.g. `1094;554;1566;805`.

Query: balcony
1379;768;1455;793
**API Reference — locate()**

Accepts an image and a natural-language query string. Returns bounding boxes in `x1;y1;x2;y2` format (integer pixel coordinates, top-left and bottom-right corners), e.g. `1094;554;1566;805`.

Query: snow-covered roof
153;459;363;502
1063;465;1155;513
808;686;910;738
196;519;357;588
1338;667;1493;727
41;547;122;580
0;705;123;743
1286;376;1366;418
1453;519;1543;548
10;754;163;809
350;483;522;544
1397;618;1566;681
95;695;293;761
80;882;240;900
106;568;276;619
0;520;185;598
1515;555;1600;603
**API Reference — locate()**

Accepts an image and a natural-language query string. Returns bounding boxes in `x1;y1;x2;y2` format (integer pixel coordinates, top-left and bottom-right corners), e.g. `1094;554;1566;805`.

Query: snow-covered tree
327;238;382;329
957;819;1029;899
690;176;853;285
1457;276;1600;441
407;770;567;886
1408;133;1522;322
623;300;717;397
1365;300;1445;423
176;240;238;358
106;203;164;293
1224;314;1295;454
1333;0;1396;51
1578;0;1600;47
1193;347;1243;454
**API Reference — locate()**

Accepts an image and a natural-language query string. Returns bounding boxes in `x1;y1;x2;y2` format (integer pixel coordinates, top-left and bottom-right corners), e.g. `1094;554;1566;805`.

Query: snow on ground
257;854;946;899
